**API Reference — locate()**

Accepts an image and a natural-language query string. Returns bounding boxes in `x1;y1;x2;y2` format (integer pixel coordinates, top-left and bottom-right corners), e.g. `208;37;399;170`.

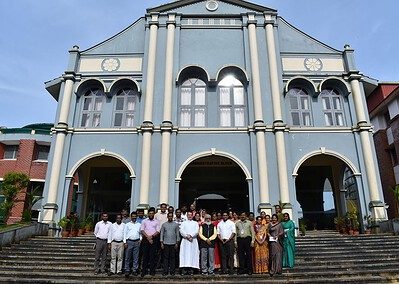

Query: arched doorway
68;155;132;222
295;154;360;230
179;156;249;213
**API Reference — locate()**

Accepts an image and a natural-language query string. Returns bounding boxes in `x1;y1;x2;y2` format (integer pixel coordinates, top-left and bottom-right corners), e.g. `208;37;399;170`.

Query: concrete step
0;275;393;284
0;268;398;281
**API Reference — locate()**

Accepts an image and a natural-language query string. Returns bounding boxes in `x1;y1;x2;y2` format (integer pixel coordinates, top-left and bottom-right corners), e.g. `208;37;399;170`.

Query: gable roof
147;0;276;13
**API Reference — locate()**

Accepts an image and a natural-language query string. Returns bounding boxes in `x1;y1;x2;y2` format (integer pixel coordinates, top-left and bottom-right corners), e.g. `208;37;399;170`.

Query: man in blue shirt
123;211;141;277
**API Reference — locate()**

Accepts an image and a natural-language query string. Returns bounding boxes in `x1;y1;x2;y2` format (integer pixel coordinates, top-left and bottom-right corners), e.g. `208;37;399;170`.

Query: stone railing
0;222;49;249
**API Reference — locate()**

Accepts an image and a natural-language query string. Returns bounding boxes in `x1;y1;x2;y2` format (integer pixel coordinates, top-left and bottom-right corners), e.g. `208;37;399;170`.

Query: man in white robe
179;212;200;275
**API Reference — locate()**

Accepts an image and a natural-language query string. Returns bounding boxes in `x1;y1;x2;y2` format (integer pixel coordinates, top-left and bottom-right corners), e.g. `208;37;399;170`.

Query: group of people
93;203;296;278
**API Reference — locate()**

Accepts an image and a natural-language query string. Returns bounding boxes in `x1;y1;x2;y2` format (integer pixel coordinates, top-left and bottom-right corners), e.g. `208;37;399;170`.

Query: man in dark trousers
217;212;236;274
93;212;111;274
198;214;218;275
160;212;180;276
236;212;255;275
140;207;160;276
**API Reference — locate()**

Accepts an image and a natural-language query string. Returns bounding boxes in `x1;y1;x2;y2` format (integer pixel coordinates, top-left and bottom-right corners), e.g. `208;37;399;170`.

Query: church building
41;0;387;229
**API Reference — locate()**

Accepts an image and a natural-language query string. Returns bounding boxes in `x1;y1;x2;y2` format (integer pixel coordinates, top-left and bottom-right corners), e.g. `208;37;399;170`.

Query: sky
0;0;398;128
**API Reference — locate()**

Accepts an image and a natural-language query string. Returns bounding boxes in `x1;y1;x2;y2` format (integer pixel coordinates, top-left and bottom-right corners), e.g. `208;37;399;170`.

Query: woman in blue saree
282;213;295;268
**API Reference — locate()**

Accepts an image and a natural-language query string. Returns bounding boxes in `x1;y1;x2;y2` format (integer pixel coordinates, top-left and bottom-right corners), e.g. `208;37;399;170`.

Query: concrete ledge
379;219;399;235
0;222;49;249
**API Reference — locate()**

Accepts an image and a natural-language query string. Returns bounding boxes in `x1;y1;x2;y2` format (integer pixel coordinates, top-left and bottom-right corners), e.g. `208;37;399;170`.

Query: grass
0;222;28;233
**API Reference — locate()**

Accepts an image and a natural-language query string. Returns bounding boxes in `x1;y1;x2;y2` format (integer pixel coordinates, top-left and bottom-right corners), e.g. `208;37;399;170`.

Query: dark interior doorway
179;156;249;213
87;166;131;222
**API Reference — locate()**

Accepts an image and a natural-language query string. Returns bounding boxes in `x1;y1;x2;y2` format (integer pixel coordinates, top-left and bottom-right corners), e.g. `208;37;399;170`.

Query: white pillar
265;15;291;214
42;75;75;224
138;14;159;209
247;14;270;212
248;15;264;122
159;14;176;205
349;74;386;220
143;14;159;122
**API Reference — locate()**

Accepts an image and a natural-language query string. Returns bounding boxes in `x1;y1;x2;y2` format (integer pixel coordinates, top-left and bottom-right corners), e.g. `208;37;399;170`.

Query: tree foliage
0;172;30;223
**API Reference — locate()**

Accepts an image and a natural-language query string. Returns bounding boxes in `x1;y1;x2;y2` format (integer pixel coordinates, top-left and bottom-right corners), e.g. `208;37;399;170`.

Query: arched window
113;88;138;127
320;88;345;126
179;78;206;127
288;88;312;126
80;88;104;127
218;75;245;127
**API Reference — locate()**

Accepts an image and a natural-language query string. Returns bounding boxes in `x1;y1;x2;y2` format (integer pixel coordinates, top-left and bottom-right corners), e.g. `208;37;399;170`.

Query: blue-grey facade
41;0;387;228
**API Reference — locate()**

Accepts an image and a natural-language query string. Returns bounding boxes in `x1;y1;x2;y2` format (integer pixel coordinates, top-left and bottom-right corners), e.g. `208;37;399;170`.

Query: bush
0;172;30;223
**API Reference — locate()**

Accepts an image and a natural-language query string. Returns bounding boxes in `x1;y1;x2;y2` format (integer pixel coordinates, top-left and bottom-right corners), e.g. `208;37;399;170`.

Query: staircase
0;232;398;283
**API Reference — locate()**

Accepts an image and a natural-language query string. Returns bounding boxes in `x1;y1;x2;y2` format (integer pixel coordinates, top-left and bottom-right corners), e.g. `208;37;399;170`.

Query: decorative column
247;13;271;215
349;72;387;220
264;15;292;216
42;73;75;224
138;13;159;209
159;14;176;205
129;177;136;213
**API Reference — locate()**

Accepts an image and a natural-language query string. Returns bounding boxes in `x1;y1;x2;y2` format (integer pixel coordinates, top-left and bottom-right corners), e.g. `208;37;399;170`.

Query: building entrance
295;154;360;230
179;155;249;213
70;156;131;222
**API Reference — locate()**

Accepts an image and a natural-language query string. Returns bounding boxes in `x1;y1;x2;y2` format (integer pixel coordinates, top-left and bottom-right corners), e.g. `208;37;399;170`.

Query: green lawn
0;223;27;233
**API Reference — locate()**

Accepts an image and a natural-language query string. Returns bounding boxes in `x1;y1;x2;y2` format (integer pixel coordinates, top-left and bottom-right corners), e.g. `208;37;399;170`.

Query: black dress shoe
141;272;146;277
108;272;114;276
132;271;138;276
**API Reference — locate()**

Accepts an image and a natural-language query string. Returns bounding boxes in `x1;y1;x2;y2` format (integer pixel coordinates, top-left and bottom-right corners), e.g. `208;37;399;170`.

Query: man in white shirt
155;203;168;226
217;211;236;275
123;211;142;277
94;212;111;274
107;214;125;276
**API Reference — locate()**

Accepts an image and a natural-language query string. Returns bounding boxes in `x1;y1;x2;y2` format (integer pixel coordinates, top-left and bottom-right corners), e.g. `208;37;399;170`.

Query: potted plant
299;218;307;236
345;200;360;235
58;217;70;238
84;214;94;233
364;215;373;234
78;220;86;236
334;216;346;234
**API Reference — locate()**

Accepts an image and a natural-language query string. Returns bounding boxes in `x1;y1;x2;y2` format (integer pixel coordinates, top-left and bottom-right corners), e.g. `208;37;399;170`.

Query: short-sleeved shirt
217;219;236;240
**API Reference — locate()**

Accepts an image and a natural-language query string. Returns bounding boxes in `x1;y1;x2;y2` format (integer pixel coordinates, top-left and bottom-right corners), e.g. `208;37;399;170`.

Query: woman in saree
253;216;269;274
211;213;221;270
268;214;284;276
282;213;295;268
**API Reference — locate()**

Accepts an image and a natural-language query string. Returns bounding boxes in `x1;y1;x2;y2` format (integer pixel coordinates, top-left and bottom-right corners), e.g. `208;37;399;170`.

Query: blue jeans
124;239;140;273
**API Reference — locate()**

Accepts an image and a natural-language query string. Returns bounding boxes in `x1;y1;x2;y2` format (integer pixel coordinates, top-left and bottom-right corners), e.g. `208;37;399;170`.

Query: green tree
22;185;44;222
392;185;399;217
0;172;30;224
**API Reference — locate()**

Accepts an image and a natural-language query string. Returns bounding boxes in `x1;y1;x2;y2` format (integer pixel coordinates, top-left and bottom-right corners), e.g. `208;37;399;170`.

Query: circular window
206;0;219;11
101;58;120;72
304;58;322;72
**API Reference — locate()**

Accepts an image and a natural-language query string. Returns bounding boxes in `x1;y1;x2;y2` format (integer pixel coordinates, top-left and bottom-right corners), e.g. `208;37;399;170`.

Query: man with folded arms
123;211;141;277
199;214;218;275
107;214;125;276
94;212;111;275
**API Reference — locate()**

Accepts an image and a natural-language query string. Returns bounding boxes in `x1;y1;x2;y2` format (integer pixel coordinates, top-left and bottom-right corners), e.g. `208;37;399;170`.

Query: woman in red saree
211;213;221;270
253;216;269;274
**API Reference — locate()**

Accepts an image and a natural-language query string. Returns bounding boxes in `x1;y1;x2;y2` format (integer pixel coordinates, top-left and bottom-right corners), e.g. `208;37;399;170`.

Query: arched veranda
294;153;361;230
178;155;250;213
66;154;134;222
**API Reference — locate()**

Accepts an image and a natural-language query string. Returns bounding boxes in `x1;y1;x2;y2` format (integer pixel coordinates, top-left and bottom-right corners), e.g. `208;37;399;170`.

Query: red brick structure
368;83;399;219
0;124;52;224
